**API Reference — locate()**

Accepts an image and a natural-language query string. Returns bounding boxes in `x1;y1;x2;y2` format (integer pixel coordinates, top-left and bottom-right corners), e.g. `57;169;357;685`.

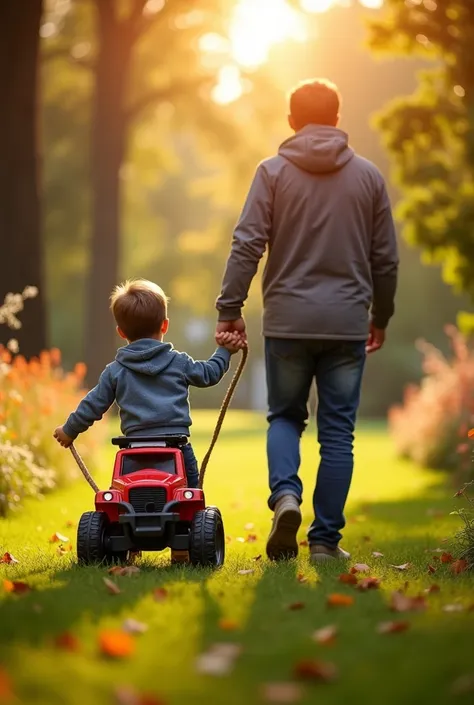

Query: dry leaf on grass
99;630;135;658
390;591;427;613
225;536;232;544
451;559;468;575
362;535;371;543
327;593;354;607
153;588;168;602
253;554;262;561
297;573;308;584
109;566;141;577
115;686;166;705
244;522;255;531
338;573;358;585
312;625;338;645
261;682;304;703
246;534;258;543
57;544;73;556
442;603;465;613
468;428;474;438
218;618;239;631
238;569;254;575
288;602;306;611
195;642;242;676
372;552;384;558
65;520;75;528
377;621;410;634
122;619;148;634
0;552;18;564
0;667;13;701
103;577;121;595
440;552;454;564
425;584;441;594
3;579;31;595
299;540;309;547
357;577;381;591
293;659;338;682
451;674;474;695
54;632;80;651
427;565;437;574
49;532;69;544
390;563;411;571
350;563;370;574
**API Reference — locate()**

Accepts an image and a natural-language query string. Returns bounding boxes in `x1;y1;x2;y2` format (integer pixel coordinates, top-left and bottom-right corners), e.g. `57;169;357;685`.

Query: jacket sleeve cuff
215;347;232;367
217;307;242;322
63;420;80;440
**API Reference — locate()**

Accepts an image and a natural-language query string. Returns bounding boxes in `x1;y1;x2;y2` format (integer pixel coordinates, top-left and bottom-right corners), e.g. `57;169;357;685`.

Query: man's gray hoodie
63;340;231;439
216;125;399;338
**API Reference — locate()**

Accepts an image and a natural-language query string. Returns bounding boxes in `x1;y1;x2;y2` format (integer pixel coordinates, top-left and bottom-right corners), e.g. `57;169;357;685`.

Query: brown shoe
310;544;351;563
266;495;302;561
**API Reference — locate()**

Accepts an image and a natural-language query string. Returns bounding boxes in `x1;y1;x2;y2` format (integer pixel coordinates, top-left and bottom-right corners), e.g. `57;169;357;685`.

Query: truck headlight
183;490;193;500
103;492;113;501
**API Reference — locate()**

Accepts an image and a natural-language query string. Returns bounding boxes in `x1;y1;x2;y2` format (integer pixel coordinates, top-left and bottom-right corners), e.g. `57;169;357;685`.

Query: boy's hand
216;331;247;354
53;426;73;448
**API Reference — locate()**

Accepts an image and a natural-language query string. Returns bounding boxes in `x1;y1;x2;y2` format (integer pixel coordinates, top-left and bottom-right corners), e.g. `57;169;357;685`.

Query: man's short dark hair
289;79;341;130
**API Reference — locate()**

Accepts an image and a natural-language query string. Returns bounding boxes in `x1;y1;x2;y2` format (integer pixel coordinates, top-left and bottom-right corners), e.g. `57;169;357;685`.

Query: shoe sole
266;507;302;561
310;552;351;563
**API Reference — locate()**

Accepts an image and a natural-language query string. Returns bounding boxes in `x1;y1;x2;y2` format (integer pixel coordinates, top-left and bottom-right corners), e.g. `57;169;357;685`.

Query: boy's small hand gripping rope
69;346;248;494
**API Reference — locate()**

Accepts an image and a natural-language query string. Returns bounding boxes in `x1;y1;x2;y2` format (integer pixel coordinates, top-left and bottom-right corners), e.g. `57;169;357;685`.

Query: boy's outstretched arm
54;367;116;446
182;348;232;388
216;163;273;324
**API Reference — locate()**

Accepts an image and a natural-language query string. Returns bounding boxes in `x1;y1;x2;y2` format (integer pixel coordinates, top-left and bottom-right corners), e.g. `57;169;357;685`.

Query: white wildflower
6;339;19;354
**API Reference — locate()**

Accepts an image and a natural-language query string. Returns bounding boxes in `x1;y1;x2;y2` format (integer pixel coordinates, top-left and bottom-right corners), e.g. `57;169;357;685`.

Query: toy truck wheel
77;511;108;565
189;507;225;567
77;511;129;565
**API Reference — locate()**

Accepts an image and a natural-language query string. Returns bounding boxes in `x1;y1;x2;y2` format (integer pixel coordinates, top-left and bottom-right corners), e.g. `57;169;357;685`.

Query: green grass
1;413;473;705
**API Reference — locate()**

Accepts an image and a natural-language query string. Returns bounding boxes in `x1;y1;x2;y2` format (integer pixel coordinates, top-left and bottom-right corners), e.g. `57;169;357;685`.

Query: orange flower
50;348;61;366
74;362;87;380
468;428;474;439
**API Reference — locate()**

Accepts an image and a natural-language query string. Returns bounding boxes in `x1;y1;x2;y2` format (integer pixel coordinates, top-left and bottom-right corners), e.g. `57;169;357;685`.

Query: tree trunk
0;1;46;357
84;1;135;384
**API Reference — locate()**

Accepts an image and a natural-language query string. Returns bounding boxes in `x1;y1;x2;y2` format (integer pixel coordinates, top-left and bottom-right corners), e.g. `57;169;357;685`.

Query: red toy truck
76;435;225;567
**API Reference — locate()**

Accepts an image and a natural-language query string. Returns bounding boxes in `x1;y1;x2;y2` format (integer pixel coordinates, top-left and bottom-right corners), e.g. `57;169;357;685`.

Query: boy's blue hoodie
63;340;231;439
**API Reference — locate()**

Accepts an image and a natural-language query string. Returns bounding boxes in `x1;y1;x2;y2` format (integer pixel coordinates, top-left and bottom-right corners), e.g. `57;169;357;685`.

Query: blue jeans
182;443;199;488
265;338;366;548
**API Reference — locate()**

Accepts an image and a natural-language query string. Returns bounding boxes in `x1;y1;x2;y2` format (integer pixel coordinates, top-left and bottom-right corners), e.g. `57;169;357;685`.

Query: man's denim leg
182;443;199;488
265;338;314;510
309;341;366;548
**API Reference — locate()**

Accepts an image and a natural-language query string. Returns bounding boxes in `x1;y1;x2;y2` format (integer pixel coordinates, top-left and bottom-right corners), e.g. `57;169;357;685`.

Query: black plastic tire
77;511;108;565
189;506;225;567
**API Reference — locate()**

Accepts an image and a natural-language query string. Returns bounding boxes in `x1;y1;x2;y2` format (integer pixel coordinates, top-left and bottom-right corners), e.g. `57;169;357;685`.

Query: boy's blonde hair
110;279;168;341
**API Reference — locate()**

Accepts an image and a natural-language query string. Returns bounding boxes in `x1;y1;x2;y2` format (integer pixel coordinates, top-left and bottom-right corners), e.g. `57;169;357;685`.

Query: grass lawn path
1;412;473;705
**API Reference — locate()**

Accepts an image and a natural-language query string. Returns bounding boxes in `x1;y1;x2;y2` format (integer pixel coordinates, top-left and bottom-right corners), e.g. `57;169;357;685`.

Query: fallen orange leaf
0;667;13;701
312;625;338;645
338;573;358;585
218;618;239;631
293;659;338;682
390;591;427;613
425;584;441;594
327;593;354;607
288;602;306;611
467;428;474;438
253;554;263;561
246;534;258;543
103;577;121;595
99;630;135;658
357;577;381;591
153;587;168;602
296;573;308;584
427;565;437;574
109;566;140;577
377;621;410;634
451;559;468;575
49;532;69;544
3;580;31;595
440;552;454;564
299;540;309;547
0;553;18;564
54;632;80;651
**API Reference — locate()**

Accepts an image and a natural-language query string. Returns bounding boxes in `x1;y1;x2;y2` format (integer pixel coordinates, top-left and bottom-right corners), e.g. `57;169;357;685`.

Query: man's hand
53;426;73;448
366;323;385;354
215;317;247;345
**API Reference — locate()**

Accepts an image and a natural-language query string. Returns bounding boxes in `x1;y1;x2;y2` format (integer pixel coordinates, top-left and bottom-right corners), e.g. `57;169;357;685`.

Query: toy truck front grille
128;487;167;514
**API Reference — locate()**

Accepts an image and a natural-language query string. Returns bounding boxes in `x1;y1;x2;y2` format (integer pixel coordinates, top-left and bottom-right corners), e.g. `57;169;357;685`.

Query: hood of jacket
279;124;354;174
115;339;175;376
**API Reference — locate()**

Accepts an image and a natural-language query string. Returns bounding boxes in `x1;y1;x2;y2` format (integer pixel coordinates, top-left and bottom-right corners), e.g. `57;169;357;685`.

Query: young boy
54;279;244;487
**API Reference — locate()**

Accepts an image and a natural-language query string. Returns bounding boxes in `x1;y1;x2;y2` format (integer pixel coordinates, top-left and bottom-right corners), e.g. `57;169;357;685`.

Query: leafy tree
0;1;46;357
367;0;474;305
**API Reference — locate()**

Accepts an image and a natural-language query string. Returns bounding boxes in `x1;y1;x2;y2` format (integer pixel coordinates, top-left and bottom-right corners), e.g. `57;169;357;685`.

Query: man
215;79;398;562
